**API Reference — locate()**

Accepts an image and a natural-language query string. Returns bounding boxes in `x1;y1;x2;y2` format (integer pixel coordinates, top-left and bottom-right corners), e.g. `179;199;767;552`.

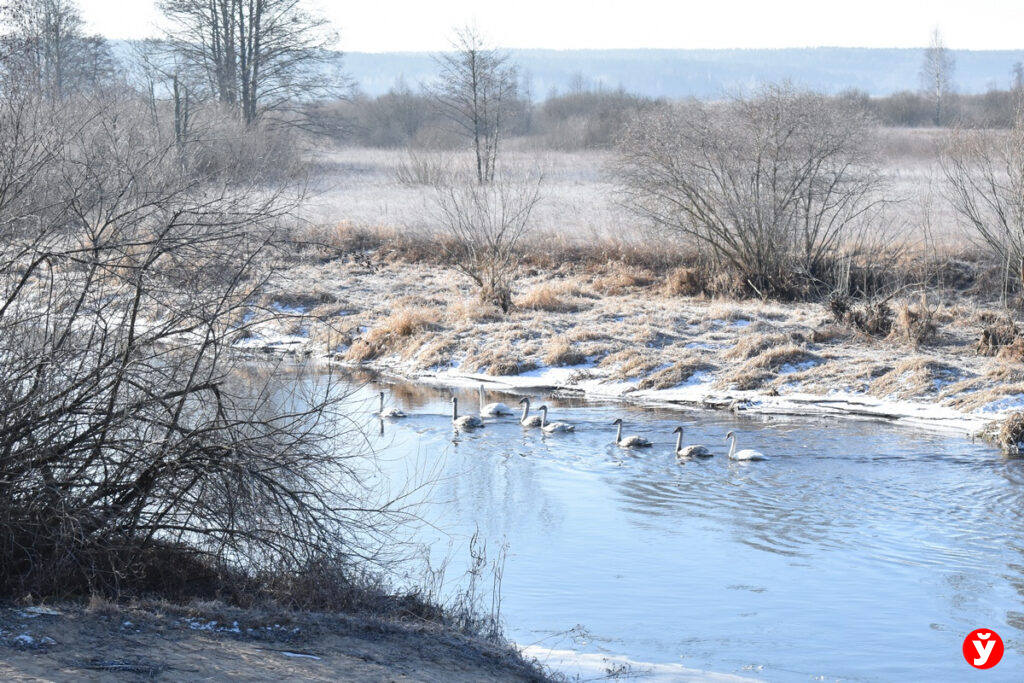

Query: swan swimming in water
378;391;407;418
725;430;765;461
478;385;513;417
673;426;711;458
612;418;652;448
517;397;543;427
451;396;484;430
538;405;574;433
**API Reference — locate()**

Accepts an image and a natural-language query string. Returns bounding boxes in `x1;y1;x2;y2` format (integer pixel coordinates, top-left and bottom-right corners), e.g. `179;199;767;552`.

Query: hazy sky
76;0;1024;52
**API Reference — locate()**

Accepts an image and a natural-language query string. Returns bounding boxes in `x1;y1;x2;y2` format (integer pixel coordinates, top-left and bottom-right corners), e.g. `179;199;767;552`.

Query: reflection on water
343;373;1024;681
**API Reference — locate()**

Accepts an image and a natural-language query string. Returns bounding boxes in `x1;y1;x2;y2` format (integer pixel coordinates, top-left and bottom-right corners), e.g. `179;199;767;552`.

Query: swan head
452;396;458;405
379;391;385;399
725;430;734;440
518;397;529;405
538;405;548;412
673;426;683;434
612;418;623;426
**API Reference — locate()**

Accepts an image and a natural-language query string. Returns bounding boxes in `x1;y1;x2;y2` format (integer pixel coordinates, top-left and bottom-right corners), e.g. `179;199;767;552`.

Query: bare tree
433;164;542;312
158;0;346;126
921;28;955;126
942;112;1024;298
433;27;519;184
615;84;885;298
0;64;386;596
0;0;116;98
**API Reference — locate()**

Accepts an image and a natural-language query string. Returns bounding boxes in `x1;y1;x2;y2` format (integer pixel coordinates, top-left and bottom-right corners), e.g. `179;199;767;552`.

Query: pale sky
76;0;1024;52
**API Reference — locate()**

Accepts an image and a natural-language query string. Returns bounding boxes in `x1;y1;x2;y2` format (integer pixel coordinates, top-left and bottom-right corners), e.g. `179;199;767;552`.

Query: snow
980;393;1024;414
519;646;760;683
281;651;321;660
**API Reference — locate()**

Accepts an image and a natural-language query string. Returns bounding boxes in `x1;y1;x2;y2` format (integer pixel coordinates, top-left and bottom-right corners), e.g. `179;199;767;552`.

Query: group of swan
613;419;765;460
451;392;576;434
381;386;765;460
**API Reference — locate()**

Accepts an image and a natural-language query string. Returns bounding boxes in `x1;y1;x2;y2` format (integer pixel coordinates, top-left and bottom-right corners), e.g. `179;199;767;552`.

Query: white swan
538;405;574;433
479;385;513;417
725;430;765;461
673;426;711;458
518;397;543;428
378;391;407;418
612;418;652;448
451;396;484;430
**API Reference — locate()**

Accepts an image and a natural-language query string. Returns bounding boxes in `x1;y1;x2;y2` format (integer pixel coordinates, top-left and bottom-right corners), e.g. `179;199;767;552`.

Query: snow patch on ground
519;646;761;683
980;393;1024;414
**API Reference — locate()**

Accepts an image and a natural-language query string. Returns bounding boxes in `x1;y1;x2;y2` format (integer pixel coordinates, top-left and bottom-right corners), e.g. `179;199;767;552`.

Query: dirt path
0;603;547;682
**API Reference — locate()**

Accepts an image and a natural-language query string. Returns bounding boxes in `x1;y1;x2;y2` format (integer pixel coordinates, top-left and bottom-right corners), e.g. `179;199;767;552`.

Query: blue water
350;379;1024;681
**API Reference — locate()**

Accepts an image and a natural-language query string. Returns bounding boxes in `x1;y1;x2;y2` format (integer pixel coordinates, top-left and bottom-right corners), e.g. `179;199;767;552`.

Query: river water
346;376;1022;681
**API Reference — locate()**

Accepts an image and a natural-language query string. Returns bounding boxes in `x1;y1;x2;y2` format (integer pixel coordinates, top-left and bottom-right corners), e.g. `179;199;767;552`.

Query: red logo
963;628;1004;669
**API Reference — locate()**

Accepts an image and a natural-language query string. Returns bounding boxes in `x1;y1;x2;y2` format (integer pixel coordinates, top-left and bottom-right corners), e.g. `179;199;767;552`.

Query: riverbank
252;253;1024;442
0;601;550;681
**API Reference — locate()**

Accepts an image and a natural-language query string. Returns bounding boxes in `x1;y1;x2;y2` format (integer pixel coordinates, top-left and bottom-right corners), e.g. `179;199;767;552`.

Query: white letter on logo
973;638;995;666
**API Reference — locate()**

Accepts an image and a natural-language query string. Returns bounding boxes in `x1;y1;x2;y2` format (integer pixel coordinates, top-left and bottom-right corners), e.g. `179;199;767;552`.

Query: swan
518;397;543;427
673;426;711;458
538;405;574;433
725;430;765;461
451;396;484;430
612;418;652;448
378;391;407;418
479;385;514;417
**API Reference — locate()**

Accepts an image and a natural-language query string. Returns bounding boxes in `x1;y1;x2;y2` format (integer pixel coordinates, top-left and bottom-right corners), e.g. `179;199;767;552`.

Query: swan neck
728;434;736;458
540;407;547;428
616;422;622;443
675;431;682;452
520;402;529;421
452;400;458;420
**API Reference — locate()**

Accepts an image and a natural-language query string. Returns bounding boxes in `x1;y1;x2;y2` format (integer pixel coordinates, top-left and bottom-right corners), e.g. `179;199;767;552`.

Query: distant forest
341;48;1024;99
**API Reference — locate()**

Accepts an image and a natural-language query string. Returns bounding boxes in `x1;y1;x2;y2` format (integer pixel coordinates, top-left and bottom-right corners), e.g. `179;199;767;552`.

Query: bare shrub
432;164;542;312
0;92;382;598
393;150;450;186
615;83;886;298
943;112;1024;296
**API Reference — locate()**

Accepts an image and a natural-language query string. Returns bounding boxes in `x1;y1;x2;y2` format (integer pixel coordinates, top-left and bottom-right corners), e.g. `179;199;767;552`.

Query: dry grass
663;266;706;297
998;412;1024;454
377;307;437;337
723;332;792;361
591;265;656;295
717;343;818;390
344;307;437;362
889;293;938;347
514;281;585;312
463;347;537;376
942;364;1024;411
543;336;588;367
598;348;662;379
869;357;959;399
637;354;715;390
446;298;504;323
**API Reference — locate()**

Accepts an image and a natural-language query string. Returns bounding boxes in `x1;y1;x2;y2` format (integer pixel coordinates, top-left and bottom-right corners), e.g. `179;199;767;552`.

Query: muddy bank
0;602;550;682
